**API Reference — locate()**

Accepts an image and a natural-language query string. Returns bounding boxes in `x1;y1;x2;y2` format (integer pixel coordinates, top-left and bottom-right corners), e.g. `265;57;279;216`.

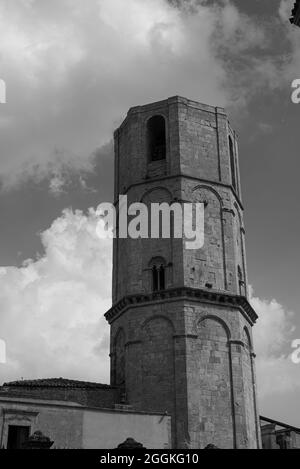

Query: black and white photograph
0;0;300;454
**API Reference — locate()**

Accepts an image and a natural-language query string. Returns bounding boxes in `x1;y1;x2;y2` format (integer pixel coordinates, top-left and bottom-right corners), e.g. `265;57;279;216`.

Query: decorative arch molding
193;185;227;291
112;327;126;387
148;256;167;268
243;326;253;352
233;203;247;297
241;326;260;447
234;203;246;234
140;186;173;204
140;314;175;335
139;312;176;445
140;187;174;293
233;203;245;233
197;314;231;340
143;112;168;126
113;327;126;346
192;184;223;207
234;201;241;218
195;314;235;448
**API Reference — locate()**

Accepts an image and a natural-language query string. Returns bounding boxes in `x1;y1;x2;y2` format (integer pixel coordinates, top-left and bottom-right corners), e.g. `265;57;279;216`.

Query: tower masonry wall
108;96;261;449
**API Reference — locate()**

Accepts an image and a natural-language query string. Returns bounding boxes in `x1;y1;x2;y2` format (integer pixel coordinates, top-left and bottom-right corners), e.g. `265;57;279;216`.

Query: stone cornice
105;287;258;326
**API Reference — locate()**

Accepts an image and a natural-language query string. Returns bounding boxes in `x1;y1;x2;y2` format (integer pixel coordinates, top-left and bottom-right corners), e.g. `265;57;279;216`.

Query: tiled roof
290;0;300;24
3;378;112;389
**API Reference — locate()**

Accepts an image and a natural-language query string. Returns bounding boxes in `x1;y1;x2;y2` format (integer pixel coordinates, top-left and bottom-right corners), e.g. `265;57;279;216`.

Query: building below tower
0;380;299;449
0;379;171;449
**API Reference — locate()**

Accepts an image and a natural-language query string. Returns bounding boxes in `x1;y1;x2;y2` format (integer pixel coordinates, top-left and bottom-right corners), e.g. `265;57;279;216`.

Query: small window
152;265;159;291
229;136;237;191
152;264;166;291
159;265;165;290
7;425;30;449
147;115;166;162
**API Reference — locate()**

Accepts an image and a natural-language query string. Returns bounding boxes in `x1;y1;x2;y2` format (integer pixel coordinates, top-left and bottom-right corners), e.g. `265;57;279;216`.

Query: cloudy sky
0;0;300;426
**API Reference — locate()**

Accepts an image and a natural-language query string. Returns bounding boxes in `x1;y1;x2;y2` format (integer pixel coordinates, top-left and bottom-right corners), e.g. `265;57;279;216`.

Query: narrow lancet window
229;136;237;191
147;115;166;162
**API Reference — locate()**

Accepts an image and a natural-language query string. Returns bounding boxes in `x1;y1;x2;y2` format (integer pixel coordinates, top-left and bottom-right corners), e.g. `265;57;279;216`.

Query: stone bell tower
105;96;261;449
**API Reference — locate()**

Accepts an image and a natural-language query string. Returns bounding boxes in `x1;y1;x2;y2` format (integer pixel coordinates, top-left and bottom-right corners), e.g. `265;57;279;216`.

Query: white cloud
0;208;300;420
0;208;112;384
258;122;273;134
279;0;294;22
99;0;183;50
251;287;300;400
49;173;67;196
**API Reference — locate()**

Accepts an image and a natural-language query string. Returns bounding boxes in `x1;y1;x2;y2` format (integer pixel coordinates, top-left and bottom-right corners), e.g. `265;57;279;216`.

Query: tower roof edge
114;96;228;133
